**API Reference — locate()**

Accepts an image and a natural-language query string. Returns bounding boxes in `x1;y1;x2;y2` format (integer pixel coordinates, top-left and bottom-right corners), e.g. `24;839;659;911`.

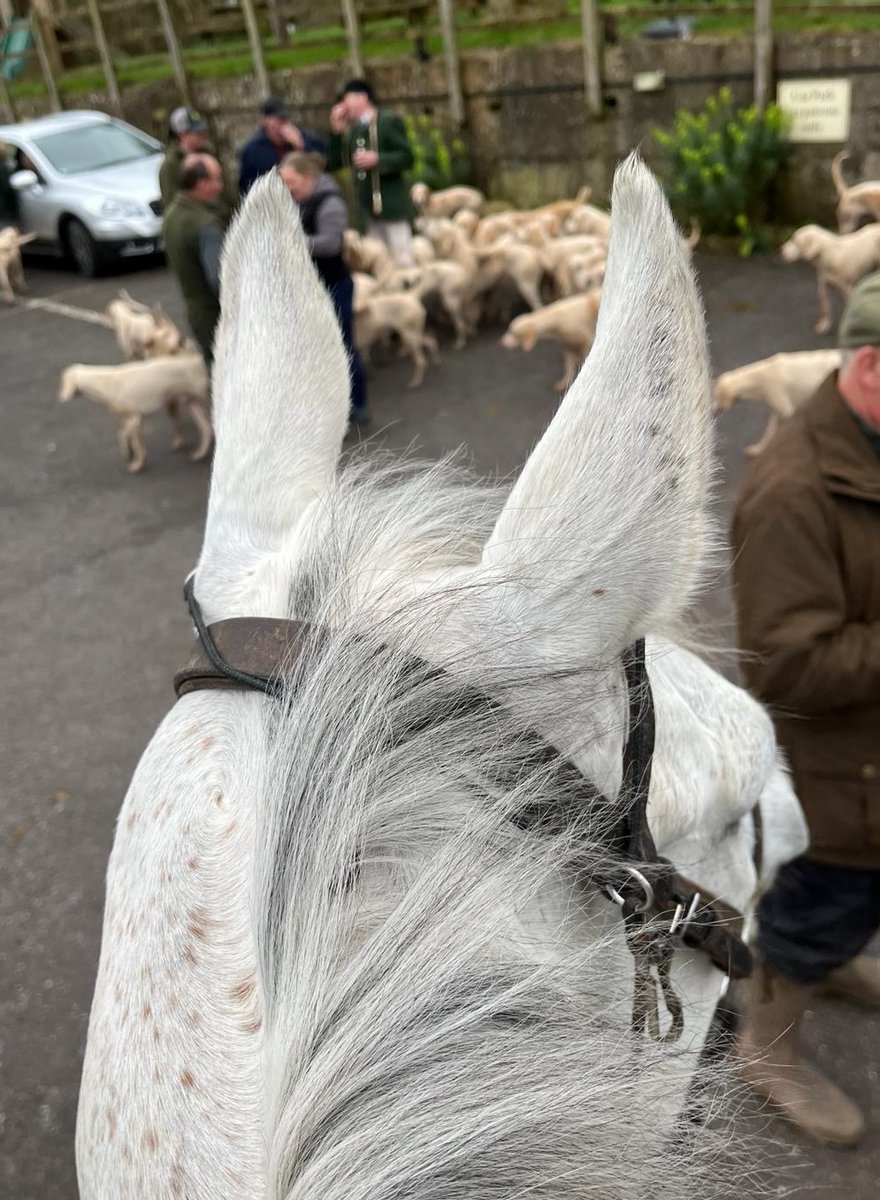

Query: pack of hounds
5;150;880;472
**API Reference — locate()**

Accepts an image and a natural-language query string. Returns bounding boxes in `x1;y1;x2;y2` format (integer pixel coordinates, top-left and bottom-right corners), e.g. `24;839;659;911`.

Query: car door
6;139;59;246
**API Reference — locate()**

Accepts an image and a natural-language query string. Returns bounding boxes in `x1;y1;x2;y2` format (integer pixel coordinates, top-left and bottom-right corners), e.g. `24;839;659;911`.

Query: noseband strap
173;581;754;1040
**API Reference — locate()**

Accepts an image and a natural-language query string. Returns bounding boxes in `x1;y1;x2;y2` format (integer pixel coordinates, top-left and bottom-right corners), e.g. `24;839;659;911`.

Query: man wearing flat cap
238;96;325;196
160;107;210;209
327;78;414;265
731;274;880;1146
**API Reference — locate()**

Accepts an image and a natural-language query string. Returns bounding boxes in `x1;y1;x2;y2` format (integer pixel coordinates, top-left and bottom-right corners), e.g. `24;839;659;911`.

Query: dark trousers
328;274;367;415
756;854;880;983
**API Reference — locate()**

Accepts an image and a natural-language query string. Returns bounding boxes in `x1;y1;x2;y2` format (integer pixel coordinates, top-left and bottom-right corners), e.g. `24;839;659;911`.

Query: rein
174;577;754;1043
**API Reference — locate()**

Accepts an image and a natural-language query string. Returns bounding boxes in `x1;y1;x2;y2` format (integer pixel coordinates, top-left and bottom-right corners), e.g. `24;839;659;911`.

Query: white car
1;109;164;276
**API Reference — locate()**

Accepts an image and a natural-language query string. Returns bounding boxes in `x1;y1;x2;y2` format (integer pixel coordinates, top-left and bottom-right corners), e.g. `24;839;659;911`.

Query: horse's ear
196;173;349;619
476;154;712;664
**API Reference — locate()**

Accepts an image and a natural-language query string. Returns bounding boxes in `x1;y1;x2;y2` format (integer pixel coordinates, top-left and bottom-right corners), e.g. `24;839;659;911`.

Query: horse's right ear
471;155;713;668
196;173;350;620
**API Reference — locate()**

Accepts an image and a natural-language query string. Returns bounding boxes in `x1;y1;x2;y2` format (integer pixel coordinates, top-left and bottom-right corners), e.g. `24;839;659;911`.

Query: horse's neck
77;694;267;1198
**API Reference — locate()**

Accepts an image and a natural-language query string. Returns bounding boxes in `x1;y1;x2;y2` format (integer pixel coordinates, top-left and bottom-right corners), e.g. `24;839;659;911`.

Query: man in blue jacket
238;97;324;195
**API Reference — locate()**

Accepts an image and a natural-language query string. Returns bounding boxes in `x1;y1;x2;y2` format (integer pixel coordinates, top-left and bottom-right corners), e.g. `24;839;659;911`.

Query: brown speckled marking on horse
187;856;199;871
106;1108;116;1140
243;1012;262;1034
170;1159;185;1198
201;735;215;751
211;790;224;808
142;1127;159;1152
230;972;256;1004
187;906;213;942
180;1068;196;1090
126;811;139;829
223;818;239;838
186;1009;202;1030
183;944;198;969
141;1002;152;1020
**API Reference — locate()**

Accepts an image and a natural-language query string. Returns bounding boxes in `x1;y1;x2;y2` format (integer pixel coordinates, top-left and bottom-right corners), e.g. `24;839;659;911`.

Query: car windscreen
32;123;159;174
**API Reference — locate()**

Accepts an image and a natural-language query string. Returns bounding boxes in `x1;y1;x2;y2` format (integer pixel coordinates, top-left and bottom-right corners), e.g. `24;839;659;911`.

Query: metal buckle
669;890;701;936
604;866;655;914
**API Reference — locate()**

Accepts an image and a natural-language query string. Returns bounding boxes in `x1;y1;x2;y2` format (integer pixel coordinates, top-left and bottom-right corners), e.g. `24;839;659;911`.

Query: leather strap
666;875;752;980
174;617;311;697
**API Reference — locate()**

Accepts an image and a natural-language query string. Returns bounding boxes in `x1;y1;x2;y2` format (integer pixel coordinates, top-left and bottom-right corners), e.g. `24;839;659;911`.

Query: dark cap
169;106;207;136
341;78;376;102
839;271;880;348
261;95;290;118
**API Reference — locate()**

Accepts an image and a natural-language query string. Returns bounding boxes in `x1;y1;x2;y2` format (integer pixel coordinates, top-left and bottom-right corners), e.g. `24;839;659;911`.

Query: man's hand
329;102;349;134
352;149;379;169
279;121;304;151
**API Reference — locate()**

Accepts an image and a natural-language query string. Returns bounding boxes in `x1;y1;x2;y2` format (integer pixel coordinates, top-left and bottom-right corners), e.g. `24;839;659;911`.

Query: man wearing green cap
730;273;880;1146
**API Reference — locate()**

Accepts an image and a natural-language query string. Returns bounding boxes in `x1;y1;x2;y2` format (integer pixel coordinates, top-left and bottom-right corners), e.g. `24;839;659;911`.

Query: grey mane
253;456;745;1200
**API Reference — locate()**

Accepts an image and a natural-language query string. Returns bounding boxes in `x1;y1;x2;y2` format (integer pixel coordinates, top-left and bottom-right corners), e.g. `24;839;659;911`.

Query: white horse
76;158;807;1199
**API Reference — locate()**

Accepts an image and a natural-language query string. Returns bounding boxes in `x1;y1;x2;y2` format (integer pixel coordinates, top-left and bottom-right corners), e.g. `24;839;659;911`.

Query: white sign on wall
777;79;851;143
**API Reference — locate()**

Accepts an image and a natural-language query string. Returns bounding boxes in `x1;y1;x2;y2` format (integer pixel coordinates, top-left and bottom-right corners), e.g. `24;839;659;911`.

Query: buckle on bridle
603;865;655;915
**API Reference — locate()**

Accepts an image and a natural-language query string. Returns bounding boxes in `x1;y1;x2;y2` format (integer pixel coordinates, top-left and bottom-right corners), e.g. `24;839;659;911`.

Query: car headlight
84;197;147;220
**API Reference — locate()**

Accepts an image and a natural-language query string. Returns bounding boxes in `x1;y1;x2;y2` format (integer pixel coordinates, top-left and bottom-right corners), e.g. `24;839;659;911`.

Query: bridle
174;576;756;1046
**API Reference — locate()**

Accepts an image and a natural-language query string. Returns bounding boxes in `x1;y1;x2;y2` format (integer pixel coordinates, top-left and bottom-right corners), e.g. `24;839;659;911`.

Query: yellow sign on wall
777;79;852;143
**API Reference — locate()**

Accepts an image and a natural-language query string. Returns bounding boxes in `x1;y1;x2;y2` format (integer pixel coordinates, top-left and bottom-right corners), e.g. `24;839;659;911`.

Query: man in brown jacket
731;273;880;1146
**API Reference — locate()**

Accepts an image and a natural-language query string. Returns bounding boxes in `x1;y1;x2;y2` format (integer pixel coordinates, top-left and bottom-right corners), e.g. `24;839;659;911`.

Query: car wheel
64;218;99;278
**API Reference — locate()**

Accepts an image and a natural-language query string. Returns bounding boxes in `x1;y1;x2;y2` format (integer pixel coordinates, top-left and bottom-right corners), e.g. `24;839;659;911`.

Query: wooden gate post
340;0;363;76
31;7;63;111
437;0;465;128
266;0;288;46
240;0;270;98
754;0;774;109
31;0;63;77
85;0;122;115
155;0;192;108
580;0;603;118
0;69;16;123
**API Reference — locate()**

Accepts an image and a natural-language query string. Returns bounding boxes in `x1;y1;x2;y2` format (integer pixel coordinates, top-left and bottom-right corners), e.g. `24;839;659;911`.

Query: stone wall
12;31;880;224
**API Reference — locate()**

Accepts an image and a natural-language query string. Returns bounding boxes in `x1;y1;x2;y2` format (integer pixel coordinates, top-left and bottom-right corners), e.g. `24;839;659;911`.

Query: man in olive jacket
159;108;209;210
162;154;226;366
327;78;414;265
732;273;880;1146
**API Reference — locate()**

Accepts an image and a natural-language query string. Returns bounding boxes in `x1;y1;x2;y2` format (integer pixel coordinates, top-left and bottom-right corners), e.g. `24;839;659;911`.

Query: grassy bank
8;2;880;103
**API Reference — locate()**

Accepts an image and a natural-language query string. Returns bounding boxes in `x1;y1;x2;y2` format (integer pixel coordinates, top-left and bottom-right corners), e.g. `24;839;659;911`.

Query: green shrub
652;87;789;254
404;115;471;190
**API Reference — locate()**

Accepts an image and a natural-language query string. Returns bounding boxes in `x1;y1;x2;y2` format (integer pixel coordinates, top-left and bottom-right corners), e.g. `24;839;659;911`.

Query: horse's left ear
195;173;350;619
474;154;712;666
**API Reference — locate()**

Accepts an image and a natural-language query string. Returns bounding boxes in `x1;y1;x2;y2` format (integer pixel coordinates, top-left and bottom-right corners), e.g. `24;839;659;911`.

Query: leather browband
174;617;310;698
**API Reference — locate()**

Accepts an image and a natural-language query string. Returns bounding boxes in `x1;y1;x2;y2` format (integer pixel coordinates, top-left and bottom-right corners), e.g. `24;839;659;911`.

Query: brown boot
820;955;880;1009
736;965;865;1146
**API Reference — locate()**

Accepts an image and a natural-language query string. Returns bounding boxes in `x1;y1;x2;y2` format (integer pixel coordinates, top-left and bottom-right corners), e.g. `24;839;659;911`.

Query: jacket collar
806;372;880;503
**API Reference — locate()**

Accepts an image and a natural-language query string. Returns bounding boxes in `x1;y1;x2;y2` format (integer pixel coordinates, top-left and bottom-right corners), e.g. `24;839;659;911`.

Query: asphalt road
1;250;877;1199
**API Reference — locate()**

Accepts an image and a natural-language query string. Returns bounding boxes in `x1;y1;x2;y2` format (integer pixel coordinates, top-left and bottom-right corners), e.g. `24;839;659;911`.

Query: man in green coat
162;154;225;366
327;78;414;265
159;108;209;210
